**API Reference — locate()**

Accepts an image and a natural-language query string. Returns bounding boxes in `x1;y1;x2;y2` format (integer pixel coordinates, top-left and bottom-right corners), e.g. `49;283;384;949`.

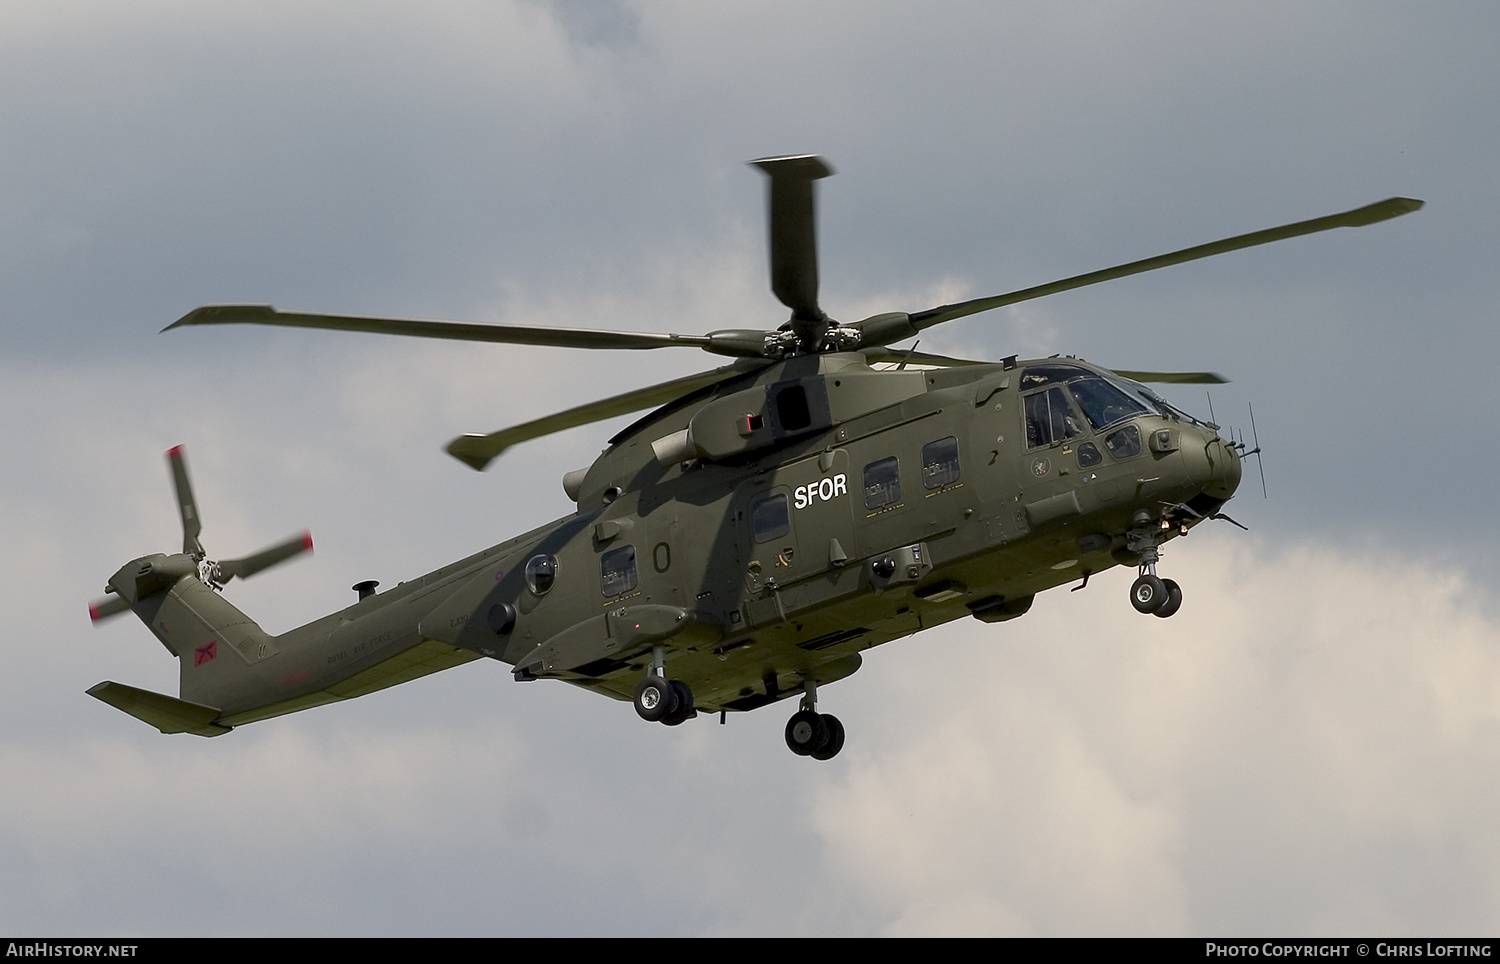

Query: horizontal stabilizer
86;680;231;737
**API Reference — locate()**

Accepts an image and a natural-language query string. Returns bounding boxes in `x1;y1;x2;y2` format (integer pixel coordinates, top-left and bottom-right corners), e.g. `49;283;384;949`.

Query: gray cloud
3;0;1496;936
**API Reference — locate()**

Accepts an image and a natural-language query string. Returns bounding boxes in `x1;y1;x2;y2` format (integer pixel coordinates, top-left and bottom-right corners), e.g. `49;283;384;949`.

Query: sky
2;0;1498;937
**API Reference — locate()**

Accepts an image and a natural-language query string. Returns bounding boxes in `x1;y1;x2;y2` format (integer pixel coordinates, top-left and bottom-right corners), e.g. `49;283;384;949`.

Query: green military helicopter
87;156;1421;759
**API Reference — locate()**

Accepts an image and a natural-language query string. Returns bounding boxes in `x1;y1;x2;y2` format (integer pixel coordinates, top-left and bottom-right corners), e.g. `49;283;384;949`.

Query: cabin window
1105;425;1142;459
863;456;901;509
524;554;557;596
922;437;961;489
1024;387;1083;448
600;544;638;597
1077;441;1103;468
751;494;790;543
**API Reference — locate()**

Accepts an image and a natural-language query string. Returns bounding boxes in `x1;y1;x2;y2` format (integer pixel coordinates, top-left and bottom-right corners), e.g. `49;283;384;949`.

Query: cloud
811;532;1500;935
15;521;1500;935
2;0;1497;937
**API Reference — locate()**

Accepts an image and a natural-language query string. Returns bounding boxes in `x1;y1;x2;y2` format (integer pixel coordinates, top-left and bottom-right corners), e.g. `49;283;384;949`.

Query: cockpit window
1106;425;1142;459
1020;363;1092;390
1119;379;1211;428
1068;376;1149;430
1024;387;1084;448
1023;364;1157;440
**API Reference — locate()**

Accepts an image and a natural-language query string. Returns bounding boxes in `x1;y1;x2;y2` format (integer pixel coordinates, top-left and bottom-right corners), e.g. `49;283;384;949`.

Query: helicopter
87;156;1421;759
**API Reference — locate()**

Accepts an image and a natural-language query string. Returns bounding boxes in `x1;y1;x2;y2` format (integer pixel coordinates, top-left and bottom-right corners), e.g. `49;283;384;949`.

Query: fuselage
174;351;1240;726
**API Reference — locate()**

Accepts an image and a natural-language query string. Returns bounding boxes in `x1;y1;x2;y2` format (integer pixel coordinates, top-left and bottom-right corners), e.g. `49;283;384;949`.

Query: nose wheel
1130;573;1182;617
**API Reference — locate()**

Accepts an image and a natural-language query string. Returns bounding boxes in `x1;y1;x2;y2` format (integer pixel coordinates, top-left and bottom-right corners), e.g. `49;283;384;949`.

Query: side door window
863;456;901;510
751;493;789;543
600;544;638;597
922;437;960;489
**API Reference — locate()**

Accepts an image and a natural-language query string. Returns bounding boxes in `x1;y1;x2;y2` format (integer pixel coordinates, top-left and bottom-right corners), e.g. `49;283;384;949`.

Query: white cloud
811;533;1500;935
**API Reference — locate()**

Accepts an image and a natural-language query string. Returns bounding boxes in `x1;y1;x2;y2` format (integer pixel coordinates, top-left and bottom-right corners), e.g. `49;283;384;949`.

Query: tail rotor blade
88;594;133;623
215;531;313;585
166;446;203;557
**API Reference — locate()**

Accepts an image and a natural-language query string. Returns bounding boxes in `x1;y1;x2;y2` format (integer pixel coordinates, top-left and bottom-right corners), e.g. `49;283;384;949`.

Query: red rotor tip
88;602;101;622
302;531;314;553
167;445;184;459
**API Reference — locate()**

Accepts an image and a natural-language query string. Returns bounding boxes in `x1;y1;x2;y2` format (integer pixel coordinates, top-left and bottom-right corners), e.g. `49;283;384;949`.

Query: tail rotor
88;446;311;622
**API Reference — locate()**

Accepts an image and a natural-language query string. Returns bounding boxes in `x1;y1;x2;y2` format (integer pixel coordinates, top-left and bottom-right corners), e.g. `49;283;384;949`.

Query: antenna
1248;402;1266;498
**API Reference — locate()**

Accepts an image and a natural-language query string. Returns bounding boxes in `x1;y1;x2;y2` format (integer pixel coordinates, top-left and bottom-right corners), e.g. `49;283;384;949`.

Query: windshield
1021;361;1222;441
1117;378;1213;428
1022;364;1149;433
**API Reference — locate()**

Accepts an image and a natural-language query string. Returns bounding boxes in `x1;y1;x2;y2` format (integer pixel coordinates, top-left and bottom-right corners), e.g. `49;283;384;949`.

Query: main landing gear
784;682;845;760
633;647;696;726
631;650;847;759
1126;513;1183;619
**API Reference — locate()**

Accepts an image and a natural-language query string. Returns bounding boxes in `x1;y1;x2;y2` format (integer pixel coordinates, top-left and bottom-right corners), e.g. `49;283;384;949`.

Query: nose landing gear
1126;514;1184;618
784;682;845;760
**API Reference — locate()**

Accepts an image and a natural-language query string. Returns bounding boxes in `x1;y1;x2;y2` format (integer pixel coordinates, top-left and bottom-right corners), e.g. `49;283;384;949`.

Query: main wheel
634;675;676;722
785;709;829;756
662;680;696;725
1152;579;1183;618
811;714;846;760
1130;574;1167;613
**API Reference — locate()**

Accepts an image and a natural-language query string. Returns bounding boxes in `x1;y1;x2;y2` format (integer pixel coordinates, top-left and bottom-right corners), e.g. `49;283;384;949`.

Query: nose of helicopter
1179;425;1243;504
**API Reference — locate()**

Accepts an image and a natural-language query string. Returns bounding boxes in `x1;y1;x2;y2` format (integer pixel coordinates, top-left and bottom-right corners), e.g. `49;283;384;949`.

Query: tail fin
87;446;310;736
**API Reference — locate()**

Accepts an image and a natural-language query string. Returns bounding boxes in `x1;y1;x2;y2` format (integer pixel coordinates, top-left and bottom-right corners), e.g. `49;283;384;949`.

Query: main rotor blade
215;531;313;584
167;305;724;353
861;348;991;368
166;445;203;557
1113;369;1228;384
906;197;1425;332
752;155;833;342
447;362;766;471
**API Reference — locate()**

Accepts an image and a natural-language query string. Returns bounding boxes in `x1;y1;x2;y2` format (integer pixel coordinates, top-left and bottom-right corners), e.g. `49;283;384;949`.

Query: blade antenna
1248;402;1267;498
